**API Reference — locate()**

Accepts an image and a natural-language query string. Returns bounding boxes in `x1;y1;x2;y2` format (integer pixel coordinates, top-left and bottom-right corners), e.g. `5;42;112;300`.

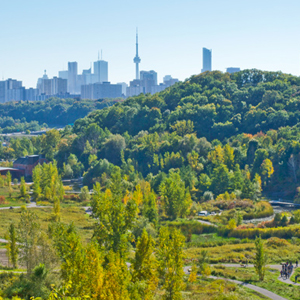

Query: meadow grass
0;206;95;242
210;266;300;300
184;240;300;264
183;276;270;299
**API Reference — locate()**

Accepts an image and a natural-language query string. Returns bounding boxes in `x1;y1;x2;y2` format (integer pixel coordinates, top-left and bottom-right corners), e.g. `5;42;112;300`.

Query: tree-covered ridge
64;70;300;200
74;69;300;138
0;97;120;127
3;69;300;200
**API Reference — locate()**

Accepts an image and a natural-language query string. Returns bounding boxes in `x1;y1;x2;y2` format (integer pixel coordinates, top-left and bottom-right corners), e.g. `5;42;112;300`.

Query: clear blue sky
1;0;300;88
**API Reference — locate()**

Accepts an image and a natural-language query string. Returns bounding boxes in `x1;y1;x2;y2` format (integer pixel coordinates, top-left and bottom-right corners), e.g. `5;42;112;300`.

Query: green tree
131;229;158;299
91;170;138;255
211;164;230;195
18;208;40;274
260;159;274;186
79;186;91;202
32;165;42;201
6;223;18;269
197;250;210;275
6;171;12;197
159;171;192;220
20;176;27;197
158;227;185;300
254;236;267;281
223;144;235;170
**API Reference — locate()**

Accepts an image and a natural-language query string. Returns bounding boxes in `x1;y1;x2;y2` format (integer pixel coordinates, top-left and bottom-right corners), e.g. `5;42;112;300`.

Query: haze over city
1;0;300;88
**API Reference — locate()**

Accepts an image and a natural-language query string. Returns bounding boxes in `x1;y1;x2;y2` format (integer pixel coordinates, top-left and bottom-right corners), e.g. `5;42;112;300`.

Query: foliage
254;236;267;281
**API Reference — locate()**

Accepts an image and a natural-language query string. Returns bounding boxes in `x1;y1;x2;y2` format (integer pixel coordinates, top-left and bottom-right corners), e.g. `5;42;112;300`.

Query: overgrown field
0;207;95;242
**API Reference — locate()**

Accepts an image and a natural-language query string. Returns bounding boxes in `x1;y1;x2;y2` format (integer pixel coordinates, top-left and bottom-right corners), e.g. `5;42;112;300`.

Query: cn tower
133;29;141;80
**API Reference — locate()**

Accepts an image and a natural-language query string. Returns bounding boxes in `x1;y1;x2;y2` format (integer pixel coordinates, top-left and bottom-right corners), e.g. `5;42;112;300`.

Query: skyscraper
201;48;212;73
93;59;108;83
68;62;78;94
133;29;141;80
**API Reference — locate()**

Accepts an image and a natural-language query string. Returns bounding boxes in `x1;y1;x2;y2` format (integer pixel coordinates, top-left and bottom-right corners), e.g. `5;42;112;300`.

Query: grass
211;266;300;300
184;239;300;264
183;276;270;299
191;233;237;244
290;267;300;283
0;186;25;207
0;206;95;242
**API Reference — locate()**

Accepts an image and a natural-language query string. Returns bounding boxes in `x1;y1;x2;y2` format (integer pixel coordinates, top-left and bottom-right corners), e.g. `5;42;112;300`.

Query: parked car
198;211;208;216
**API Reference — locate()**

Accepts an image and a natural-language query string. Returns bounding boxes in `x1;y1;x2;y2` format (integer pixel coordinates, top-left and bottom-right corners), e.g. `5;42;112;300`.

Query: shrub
228;225;300;240
266;237;290;248
0;196;7;205
164;220;217;236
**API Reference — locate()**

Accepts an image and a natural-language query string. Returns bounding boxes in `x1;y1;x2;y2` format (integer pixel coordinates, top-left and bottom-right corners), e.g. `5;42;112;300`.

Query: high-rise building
68;62;78;94
51;77;67;95
140;70;157;94
0;78;23;102
94;60;108;83
163;75;179;87
226;67;241;74
58;70;68;80
201;48;212;73
81;82;122;100
133;30;141;80
25;88;39;101
117;82;128;96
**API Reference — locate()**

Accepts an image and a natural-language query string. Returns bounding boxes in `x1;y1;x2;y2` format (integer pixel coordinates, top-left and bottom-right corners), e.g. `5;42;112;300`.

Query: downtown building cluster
0;32;179;103
0;35;241;103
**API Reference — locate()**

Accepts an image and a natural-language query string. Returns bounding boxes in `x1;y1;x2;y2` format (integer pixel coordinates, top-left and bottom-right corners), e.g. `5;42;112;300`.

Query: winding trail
210;276;287;300
183;264;296;300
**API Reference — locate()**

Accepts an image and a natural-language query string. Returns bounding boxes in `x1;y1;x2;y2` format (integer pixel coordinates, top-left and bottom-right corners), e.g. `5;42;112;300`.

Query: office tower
0;82;5;103
58;70;68;80
51;77;67;95
117;82;128;96
126;80;145;97
93;60;108;83
25;88;39;101
201;48;212;73
226;67;241;74
6;87;25;102
133;30;141;80
37;71;50;95
140;70;157;85
163;75;179;87
140;70;157;93
68;62;78;94
0;78;23;102
81;82;122;100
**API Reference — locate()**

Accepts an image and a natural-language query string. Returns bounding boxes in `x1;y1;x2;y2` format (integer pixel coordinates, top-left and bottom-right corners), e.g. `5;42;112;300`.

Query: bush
63;194;80;201
228;225;300;239
0;196;7;205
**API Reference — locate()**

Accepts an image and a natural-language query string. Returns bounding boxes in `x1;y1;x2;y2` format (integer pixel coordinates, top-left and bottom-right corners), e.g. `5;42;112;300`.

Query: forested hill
69;69;300;200
0;98;119;127
74;69;300;139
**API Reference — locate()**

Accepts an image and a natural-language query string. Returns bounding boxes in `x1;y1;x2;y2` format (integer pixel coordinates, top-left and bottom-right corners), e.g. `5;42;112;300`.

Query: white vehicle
198;210;208;216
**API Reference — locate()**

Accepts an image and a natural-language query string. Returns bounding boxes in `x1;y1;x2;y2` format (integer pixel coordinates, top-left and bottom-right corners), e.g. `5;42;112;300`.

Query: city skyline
1;0;300;88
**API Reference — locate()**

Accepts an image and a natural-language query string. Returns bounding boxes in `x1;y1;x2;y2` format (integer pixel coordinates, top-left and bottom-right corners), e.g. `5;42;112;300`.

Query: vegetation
2;70;300;299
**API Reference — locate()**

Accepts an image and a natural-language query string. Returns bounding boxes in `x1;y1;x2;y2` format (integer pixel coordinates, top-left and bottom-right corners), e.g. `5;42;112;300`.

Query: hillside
69;69;300;200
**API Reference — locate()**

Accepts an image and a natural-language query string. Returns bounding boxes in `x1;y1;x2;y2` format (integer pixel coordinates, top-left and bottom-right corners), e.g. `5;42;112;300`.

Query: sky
1;0;300;88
